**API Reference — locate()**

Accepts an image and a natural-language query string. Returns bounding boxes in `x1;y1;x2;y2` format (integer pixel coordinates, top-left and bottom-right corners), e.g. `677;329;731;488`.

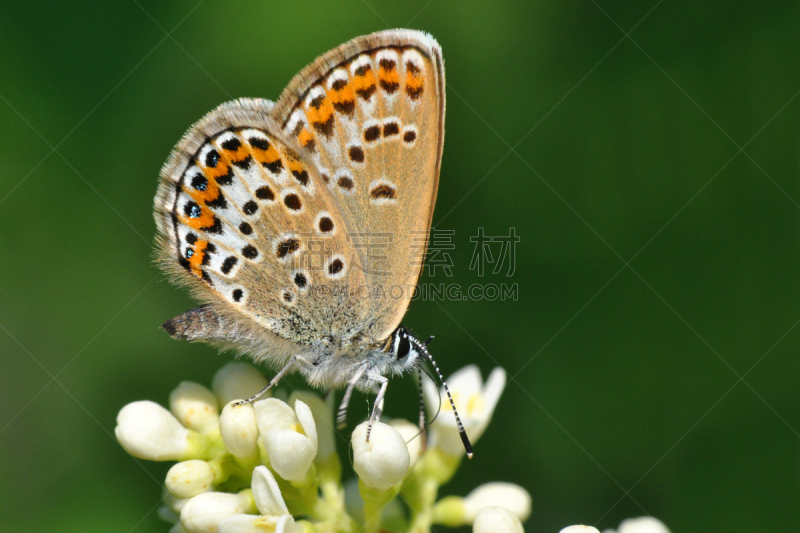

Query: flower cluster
116;362;534;533
115;362;670;533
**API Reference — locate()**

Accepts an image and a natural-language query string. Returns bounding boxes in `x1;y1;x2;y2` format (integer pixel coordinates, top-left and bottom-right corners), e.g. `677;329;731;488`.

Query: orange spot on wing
352;65;376;99
186;178;220;205
251;143;282;166
203;161;231;181
378;60;399;92
306;92;334;133
297;128;315;150
224;145;249;165
328;82;356;115
182;206;216;231
405;69;424;99
287;158;304;174
187;240;210;277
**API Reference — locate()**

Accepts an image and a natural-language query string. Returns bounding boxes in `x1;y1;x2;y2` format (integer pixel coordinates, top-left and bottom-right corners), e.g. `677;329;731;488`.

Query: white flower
464;482;531;522
170;523;189;533
351;421;410;491
212;363;269;406
473;506;524;533
387;418;424;468
170;382;221;434
218;467;303;533
180;490;256;533
115;401;204;461
608;517;670;533
255;398;318;481
561;527;600;533
166;460;217;499
423;365;506;456
219;401;259;458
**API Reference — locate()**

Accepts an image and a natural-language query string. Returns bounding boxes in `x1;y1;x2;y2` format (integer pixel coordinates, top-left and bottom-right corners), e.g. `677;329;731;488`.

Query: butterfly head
387;325;474;458
388;326;428;370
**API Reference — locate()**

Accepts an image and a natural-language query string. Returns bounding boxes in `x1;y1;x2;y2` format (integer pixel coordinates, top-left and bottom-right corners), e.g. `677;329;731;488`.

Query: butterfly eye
396;335;410;359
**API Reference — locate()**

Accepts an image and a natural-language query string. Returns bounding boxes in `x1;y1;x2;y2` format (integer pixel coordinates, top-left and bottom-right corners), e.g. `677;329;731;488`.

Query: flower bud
166;460;216;499
617;517;670;533
251;466;289;516
387;419;423;468
170;382;220;434
559;527;600;533
255;398;318;481
219;402;259;458
464;482;531;522
180;490;255;533
212;363;269;406
473;507;524;533
352;421;410;491
115;401;202;460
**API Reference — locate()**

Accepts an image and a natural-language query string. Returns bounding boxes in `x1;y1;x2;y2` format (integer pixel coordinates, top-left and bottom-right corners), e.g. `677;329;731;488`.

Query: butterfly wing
155;98;371;363
270;29;445;341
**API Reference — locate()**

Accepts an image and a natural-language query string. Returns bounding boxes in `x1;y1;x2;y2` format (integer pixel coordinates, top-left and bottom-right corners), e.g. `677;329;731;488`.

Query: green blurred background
2;1;800;531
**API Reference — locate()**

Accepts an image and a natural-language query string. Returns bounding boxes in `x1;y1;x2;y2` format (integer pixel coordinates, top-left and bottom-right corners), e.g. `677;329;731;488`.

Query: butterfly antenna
411;338;474;459
405;367;440;447
417;368;427;452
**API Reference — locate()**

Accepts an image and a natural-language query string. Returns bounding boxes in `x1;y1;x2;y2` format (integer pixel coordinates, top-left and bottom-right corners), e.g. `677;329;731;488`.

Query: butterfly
154;29;472;457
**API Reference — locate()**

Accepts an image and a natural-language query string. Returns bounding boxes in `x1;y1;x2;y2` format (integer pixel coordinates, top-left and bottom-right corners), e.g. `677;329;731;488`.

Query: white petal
617;517;670;533
560;527;600;533
464;482;531;522
166;460;215;499
170;523;189;533
352;421;410;491
251;466;289;516
289;391;335;457
219;402;259;458
217;514;261;533
447;365;483;396
254;398;297;434
170;382;220;434
212;363;269;406
387;419;423;468
275;514;304;533
481;367;507;418
473;506;523;533
293;399;318;452
115;401;191;461
180;491;255;533
263;429;316;481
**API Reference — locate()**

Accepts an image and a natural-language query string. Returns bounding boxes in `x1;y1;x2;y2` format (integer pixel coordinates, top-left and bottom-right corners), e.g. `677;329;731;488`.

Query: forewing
155;98;369;346
270;29;445;341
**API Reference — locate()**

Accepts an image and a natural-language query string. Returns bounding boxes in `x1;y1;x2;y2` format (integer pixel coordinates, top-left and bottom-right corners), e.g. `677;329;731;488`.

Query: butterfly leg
234;355;298;406
365;373;388;443
337;362;369;429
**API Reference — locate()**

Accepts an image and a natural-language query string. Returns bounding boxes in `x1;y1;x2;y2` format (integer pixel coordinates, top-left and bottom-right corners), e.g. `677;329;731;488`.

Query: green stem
360;480;400;533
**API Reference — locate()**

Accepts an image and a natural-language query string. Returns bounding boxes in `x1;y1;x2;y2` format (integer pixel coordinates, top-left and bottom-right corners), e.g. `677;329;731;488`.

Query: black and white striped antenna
411;336;474;459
